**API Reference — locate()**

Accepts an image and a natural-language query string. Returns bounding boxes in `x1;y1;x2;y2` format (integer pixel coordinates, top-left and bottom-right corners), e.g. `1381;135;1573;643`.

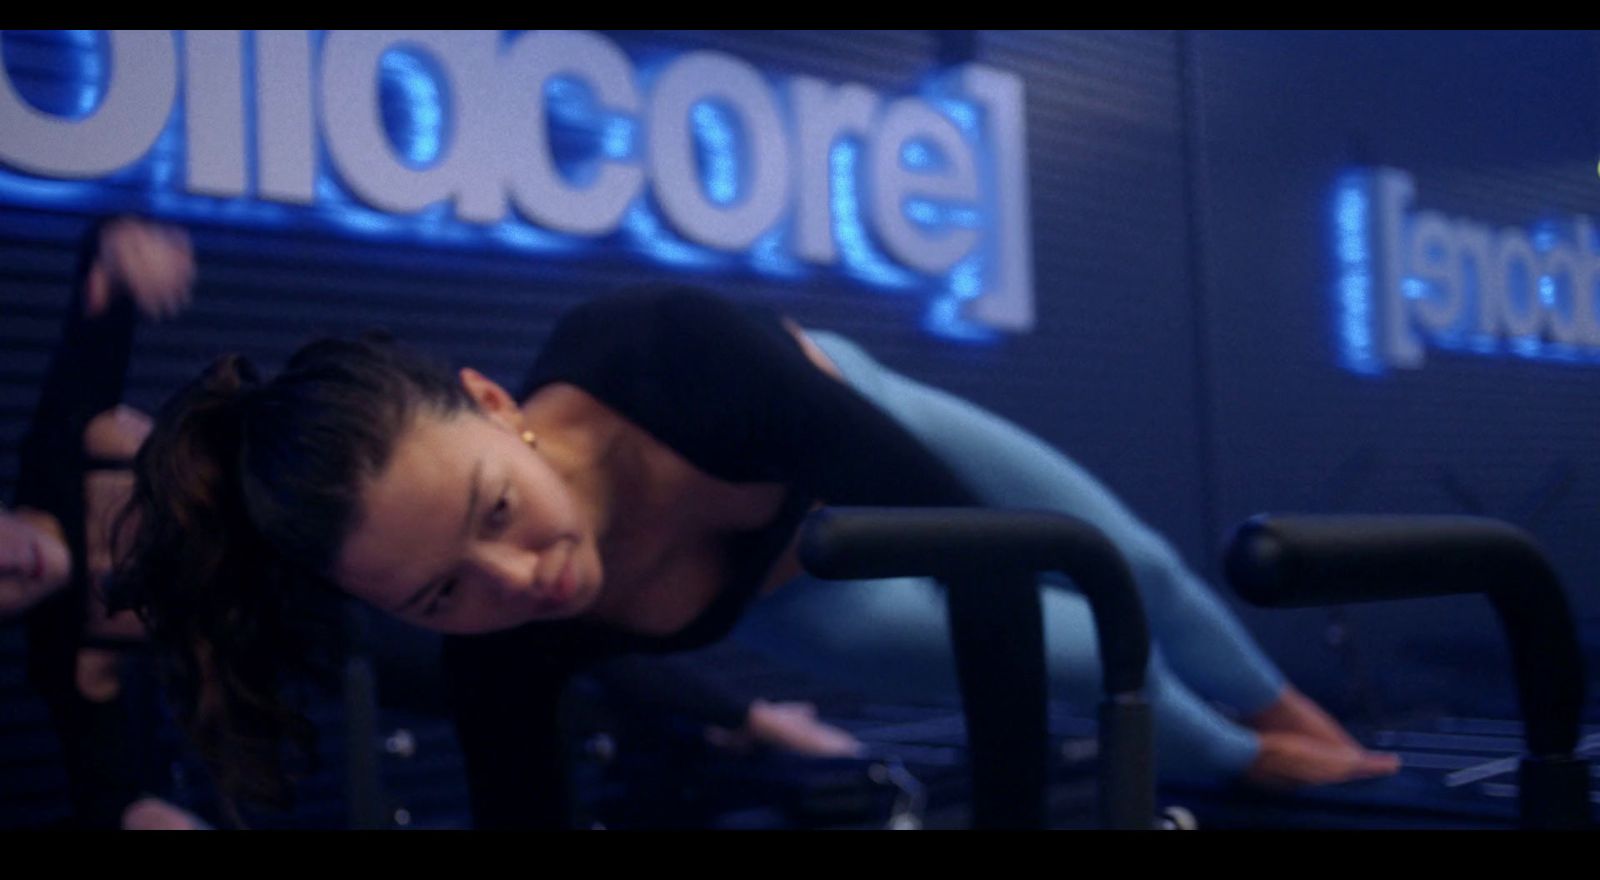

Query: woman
114;286;1398;828
5;218;860;826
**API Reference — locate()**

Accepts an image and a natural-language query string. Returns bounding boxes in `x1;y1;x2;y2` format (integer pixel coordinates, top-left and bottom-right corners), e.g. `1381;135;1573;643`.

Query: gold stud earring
521;429;538;450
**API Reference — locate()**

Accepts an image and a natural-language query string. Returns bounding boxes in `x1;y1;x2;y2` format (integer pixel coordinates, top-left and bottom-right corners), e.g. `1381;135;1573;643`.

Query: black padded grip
1226;515;1549;607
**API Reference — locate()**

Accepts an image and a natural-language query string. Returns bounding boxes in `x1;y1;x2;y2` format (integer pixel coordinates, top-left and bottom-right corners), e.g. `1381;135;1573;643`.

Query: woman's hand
121;796;212;830
706;699;866;758
85;217;196;320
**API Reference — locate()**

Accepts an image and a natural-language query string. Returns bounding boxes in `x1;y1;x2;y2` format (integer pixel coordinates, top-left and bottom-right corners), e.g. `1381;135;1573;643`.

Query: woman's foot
1246;731;1401;788
1243;686;1400;787
1247;686;1363;751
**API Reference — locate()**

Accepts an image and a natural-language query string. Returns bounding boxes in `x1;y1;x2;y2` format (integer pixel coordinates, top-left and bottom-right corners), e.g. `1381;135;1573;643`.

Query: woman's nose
469;543;539;597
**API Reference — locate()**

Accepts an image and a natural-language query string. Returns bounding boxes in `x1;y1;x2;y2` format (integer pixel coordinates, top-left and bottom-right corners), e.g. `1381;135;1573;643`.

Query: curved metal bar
799;506;1153;829
801;507;1150;695
1225;514;1590;829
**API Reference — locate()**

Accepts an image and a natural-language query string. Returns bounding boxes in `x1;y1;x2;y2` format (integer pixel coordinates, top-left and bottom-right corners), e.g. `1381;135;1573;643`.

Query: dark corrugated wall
1189;30;1600;717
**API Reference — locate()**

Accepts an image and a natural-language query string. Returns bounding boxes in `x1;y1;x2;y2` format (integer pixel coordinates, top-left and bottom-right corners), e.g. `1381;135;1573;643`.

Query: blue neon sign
0;30;1036;341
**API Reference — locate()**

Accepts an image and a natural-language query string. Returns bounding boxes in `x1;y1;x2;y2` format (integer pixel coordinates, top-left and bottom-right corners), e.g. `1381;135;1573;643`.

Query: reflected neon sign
1333;167;1600;374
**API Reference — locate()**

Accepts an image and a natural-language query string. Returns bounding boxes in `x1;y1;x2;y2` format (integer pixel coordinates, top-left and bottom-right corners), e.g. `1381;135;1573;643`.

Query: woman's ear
457;368;522;431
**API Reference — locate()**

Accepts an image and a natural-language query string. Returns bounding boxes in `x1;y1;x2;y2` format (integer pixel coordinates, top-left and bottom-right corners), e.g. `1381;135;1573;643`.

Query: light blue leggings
730;331;1287;785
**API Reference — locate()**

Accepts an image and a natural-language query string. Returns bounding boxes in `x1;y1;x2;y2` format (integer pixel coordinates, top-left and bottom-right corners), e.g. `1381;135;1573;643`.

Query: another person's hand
85;217;195;320
706;699;866;758
0;507;71;621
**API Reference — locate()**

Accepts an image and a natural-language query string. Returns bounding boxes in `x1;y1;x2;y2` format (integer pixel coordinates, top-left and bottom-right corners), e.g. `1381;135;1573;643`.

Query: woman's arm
588;653;751;730
441;630;586;829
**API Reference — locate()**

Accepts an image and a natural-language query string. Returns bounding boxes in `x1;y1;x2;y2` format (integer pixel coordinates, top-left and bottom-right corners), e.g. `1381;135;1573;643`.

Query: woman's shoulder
529;286;789;387
549;284;771;338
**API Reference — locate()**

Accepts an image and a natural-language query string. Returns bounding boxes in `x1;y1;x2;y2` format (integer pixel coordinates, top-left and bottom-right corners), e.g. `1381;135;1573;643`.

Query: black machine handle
1225;514;1590;829
799;507;1154;830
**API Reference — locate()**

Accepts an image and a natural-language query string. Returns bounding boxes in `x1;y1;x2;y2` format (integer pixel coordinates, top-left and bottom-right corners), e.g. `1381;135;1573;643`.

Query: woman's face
334;378;604;635
0;509;72;620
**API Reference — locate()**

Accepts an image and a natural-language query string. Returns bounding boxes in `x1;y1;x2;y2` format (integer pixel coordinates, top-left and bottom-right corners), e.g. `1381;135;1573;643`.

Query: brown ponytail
111;337;473;817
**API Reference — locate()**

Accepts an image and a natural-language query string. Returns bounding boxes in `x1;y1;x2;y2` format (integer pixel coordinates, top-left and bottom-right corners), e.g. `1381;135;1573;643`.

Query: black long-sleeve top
441;287;980;829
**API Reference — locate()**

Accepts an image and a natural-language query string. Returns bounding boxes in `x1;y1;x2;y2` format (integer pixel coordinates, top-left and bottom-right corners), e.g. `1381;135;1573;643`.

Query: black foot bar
1225;514;1591;830
799;507;1153;830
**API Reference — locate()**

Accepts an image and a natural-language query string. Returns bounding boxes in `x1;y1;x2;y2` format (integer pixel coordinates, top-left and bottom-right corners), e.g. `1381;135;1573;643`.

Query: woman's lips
557;554;579;599
533;550;577;610
551;553;578;603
